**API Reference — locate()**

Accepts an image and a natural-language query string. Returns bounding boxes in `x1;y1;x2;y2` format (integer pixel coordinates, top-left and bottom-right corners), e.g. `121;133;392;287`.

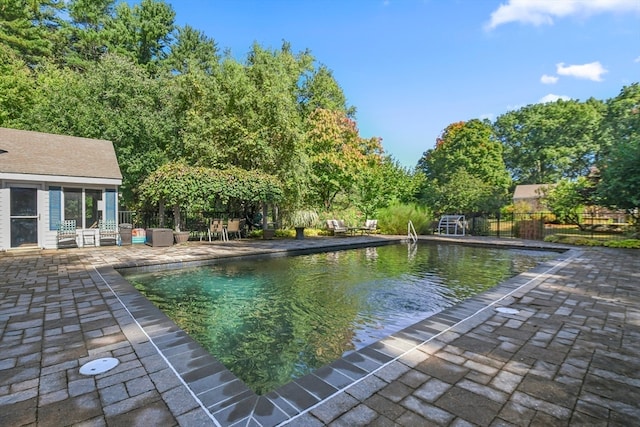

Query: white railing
407;220;418;243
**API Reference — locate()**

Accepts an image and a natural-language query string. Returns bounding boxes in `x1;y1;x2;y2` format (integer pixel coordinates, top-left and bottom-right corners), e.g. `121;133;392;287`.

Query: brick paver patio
1;236;638;426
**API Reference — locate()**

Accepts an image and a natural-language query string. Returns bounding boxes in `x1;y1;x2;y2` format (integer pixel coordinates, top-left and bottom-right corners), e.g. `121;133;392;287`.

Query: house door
10;187;39;248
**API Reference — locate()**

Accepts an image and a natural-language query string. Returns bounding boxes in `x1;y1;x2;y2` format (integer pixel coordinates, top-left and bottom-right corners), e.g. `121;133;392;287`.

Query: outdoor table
81;229;98;247
348;227;361;236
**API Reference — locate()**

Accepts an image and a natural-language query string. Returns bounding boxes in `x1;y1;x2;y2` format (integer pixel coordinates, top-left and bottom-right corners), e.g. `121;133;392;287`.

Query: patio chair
331;220;348;236
98;219;118;245
57;220;77;248
325;220;335;234
227;218;242;239
190;219;208;241
208;219;228;242
361;219;378;235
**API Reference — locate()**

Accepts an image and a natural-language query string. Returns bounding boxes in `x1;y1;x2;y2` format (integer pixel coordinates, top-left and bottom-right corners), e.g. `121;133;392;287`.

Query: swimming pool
125;242;557;394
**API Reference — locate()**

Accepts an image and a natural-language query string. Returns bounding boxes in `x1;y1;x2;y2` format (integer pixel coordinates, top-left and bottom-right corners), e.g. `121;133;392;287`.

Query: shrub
377;203;433;235
544;235;560;243
603;239;640;249
246;229;263;238
541;212;557;223
542;235;639;248
284;209;319;228
503;201;533;215
562;236;602;246
468;217;490;236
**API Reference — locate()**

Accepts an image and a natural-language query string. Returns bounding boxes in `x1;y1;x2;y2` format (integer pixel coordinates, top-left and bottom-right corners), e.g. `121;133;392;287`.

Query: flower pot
295;227;305;240
173;231;190;244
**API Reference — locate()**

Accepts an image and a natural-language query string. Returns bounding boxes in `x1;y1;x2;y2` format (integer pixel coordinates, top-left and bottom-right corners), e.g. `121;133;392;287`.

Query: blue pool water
125;242;557;394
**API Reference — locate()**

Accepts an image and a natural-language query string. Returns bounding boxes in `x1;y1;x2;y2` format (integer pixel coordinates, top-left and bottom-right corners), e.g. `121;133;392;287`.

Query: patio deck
1;235;639;426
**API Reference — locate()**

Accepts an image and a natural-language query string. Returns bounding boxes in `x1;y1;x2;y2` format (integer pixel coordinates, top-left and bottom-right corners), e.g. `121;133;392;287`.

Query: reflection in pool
125;243;557;394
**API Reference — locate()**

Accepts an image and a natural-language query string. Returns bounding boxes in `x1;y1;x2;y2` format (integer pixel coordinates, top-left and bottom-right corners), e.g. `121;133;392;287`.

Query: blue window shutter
49;186;61;230
105;189;116;222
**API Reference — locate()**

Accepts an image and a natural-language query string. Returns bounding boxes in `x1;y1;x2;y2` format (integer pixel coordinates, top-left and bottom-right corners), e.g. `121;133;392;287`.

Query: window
54;187;112;229
64;188;82;228
85;189;103;228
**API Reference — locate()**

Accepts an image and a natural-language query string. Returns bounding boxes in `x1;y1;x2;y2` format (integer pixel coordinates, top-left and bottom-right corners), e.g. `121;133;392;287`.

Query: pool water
126;243;557;394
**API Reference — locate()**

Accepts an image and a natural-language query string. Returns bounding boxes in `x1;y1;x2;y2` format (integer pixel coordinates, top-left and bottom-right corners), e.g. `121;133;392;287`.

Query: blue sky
165;0;640;168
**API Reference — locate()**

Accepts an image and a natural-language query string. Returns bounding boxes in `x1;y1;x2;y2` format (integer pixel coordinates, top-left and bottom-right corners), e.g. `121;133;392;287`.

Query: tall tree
494;99;605;184
243;42;309;173
353;155;419;219
178;56;249;168
106;0;175;70
299;65;354;118
305;108;382;210
164;24;219;75
63;0;115;67
0;0;63;66
422;168;499;214
0;44;34;126
21;54;178;204
597;83;640;221
179;42;314;207
542;177;593;229
418;120;511;213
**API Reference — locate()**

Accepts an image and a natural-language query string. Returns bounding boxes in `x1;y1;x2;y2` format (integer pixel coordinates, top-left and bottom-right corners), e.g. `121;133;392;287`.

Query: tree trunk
173;205;181;232
159;200;165;227
262;202;268;230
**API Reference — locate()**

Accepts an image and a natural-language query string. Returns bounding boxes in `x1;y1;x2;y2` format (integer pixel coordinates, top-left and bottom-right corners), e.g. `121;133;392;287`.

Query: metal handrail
408;220;418;243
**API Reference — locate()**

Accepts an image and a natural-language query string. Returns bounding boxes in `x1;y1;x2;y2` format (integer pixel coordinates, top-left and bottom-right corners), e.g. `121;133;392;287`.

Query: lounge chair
437;215;466;235
57;220;77;248
325;220;334;234
331;220;348;236
361;219;377;234
325;219;340;235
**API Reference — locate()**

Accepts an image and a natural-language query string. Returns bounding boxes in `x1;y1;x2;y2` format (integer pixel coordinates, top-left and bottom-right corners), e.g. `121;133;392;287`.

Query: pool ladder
407;220;418;243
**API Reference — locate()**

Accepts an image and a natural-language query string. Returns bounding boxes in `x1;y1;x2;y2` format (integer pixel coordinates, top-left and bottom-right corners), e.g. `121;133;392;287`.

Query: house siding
42;186;57;250
0;187;8;250
0;181;121;250
0;184;49;250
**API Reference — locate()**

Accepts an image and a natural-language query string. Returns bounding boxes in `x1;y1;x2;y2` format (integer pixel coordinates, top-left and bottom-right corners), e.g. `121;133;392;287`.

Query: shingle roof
0;127;122;180
513;184;553;199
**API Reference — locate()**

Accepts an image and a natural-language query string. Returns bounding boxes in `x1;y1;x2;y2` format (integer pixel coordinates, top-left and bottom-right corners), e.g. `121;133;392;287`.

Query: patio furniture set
56;219;119;248
326;219;378;236
207;218;244;242
57;217;379;248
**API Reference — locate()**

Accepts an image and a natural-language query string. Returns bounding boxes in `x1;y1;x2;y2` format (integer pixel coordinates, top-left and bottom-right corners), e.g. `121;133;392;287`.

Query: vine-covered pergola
139;162;283;231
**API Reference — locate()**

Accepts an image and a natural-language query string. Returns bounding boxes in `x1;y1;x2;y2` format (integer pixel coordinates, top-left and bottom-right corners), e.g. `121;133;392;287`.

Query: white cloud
556;61;608;81
540;74;559;84
539;93;571;103
506;103;526;112
486;0;640;30
635;56;640;63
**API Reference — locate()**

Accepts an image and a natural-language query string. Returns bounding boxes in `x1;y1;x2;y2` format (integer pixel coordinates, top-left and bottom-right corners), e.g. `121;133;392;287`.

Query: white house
0;127;122;250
